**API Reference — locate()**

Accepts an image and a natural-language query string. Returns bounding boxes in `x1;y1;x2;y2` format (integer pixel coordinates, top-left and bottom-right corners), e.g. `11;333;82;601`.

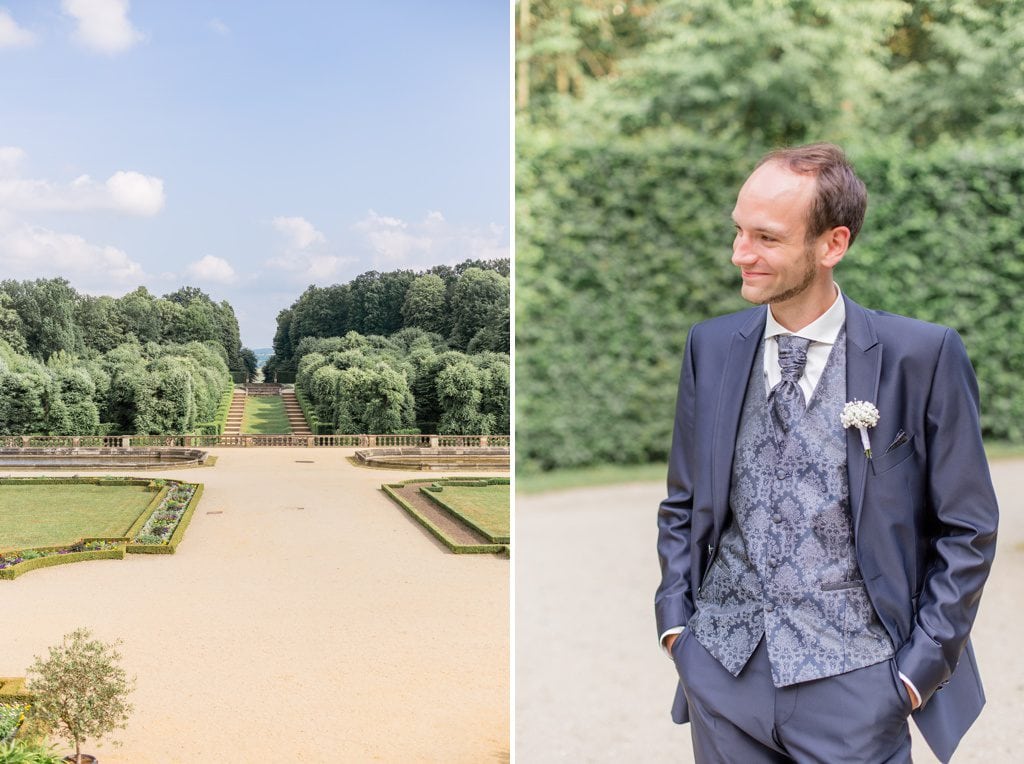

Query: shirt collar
764;283;845;345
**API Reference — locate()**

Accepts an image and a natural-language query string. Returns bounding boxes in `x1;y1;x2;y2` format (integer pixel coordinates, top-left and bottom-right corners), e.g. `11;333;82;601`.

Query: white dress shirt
762;284;845;399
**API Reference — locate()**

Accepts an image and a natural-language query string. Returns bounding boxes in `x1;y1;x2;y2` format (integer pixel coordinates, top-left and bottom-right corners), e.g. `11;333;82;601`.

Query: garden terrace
0;434;508;449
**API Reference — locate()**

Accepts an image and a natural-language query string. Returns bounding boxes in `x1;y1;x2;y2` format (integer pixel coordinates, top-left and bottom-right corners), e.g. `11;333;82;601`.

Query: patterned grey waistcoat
689;330;893;686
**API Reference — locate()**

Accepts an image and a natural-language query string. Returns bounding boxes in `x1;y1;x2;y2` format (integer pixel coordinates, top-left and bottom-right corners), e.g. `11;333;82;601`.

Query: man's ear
818;226;850;268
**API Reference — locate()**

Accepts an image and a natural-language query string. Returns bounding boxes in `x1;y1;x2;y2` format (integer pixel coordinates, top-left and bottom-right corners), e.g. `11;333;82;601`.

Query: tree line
265;259;510;380
517;0;1024;471
0;279;252;379
0;279;245;436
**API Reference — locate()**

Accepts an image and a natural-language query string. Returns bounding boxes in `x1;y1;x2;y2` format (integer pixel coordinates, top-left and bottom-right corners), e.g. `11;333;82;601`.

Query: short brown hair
757;143;867;246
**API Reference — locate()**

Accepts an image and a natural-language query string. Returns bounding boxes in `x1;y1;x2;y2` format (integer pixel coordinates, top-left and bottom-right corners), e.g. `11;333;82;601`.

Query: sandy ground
516;458;1023;763
2;448;509;762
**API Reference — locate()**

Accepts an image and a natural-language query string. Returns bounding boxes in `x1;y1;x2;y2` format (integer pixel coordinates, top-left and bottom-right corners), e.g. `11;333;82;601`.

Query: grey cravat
770;334;812;437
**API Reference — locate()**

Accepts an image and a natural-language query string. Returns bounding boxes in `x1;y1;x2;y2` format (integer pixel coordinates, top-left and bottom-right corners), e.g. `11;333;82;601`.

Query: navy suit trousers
673;630;913;764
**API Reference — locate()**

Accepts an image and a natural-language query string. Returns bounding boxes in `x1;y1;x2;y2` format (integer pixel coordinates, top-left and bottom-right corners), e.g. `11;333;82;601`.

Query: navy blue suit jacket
655;295;998;763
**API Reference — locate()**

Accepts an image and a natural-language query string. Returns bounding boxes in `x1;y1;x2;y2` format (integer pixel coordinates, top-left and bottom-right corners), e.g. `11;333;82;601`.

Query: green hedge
0;678;31;705
294;385;333;435
0;541;126;580
196;385;235;435
518;133;1024;471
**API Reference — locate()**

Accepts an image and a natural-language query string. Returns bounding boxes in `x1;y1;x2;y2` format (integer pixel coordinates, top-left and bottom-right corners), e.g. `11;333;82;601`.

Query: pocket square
885;429;908;454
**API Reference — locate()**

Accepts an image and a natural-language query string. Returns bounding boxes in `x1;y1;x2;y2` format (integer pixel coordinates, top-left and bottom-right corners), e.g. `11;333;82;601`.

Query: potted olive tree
26;629;134;764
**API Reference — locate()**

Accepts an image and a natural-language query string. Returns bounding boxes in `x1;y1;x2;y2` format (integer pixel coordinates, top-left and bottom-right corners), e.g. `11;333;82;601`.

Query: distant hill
252;348;274;367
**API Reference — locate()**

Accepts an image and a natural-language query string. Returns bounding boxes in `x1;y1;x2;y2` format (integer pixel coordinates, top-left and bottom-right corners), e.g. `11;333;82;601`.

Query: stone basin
354;446;509;471
0;447;208;469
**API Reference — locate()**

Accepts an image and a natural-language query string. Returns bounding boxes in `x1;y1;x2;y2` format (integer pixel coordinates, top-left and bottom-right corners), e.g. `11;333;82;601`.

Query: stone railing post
429;435;439;448
121;436;131;448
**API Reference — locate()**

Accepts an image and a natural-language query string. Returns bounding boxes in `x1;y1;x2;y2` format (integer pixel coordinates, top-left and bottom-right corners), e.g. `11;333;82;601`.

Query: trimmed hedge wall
196;386;236;436
294;385;334;435
0;541;126;581
0;678;31;705
518;134;1024;471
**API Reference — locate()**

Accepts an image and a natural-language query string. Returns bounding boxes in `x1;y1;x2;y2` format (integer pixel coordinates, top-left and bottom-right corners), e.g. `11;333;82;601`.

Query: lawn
0;484;154;551
242;396;292;434
431;484;510;541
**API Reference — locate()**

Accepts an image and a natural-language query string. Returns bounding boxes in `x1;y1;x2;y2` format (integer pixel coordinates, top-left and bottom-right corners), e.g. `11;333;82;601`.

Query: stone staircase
224;388;246;435
281;388;312;435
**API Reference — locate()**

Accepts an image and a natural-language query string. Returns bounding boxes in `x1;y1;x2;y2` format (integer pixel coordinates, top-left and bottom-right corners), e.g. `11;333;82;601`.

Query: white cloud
186;255;236;285
105;171;164;215
266;215;354;282
272;216;326;250
0;219;145;289
62;0;143;55
0;9;35;48
353;209;508;267
0;153;165;216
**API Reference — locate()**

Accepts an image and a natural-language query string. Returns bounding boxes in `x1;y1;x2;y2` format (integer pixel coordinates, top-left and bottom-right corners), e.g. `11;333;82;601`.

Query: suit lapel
844;296;882;535
712;308;766;533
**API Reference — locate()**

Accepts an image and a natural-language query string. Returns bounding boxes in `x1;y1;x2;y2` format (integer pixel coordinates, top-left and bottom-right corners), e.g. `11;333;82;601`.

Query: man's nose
732;234;755;266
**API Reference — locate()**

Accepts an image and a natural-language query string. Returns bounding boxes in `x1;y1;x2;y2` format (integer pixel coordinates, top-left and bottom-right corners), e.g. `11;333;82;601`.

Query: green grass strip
516;462;667;495
420;484;509;543
241;396;292;434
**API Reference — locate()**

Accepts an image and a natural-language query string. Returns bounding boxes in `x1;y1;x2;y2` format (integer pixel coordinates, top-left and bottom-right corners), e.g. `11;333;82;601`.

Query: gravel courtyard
2;448;509;762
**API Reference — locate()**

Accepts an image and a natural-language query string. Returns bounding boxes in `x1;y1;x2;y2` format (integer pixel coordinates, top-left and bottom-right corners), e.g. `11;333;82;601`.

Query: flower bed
0;702;28;742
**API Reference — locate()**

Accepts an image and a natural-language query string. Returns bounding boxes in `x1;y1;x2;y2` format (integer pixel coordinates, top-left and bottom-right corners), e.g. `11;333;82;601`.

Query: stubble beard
747;244;818;306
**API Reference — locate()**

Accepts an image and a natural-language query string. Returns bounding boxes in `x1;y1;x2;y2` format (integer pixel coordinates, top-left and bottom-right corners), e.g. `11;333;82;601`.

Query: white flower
841;400;879;457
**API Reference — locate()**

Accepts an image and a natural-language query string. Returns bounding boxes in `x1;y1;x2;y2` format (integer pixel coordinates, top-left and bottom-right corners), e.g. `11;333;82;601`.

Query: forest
517;0;1024;471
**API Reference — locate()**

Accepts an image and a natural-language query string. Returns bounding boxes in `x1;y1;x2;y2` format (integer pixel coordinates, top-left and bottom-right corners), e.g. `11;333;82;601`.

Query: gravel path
516;458;1023;763
2;448;509;762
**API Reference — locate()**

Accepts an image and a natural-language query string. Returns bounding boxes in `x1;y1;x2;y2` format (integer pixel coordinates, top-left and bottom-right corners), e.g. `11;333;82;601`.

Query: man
655;143;998;763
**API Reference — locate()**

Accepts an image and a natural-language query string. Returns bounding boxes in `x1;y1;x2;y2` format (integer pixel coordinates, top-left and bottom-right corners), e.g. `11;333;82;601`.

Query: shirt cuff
660;626;684;657
898;671;921;708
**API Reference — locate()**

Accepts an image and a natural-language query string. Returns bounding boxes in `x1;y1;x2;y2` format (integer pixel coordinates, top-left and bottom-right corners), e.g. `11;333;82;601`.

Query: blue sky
0;1;510;347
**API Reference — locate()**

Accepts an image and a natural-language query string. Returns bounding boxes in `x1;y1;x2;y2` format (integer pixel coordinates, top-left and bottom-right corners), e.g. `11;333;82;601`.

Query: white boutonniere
841;400;880;458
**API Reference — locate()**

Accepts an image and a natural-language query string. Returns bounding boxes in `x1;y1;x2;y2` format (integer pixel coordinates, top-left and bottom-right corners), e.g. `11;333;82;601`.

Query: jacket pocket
870;434;915;476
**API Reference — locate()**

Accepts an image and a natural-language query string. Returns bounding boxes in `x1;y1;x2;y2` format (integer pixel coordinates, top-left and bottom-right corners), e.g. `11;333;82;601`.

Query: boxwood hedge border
382;477;509;555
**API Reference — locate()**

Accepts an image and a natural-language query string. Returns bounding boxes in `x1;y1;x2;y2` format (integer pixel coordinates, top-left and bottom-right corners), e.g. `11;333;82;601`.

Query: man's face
730;161;821;306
